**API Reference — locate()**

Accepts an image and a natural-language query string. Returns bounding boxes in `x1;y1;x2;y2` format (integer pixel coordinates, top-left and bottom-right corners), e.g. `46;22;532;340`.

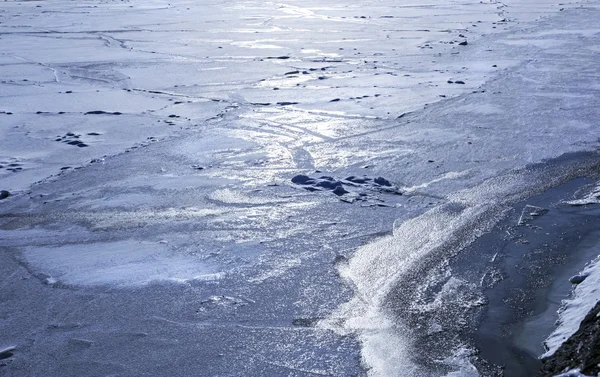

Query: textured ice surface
1;0;600;376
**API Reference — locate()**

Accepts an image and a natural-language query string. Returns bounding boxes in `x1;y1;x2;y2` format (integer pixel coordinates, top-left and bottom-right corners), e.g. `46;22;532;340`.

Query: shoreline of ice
542;256;600;359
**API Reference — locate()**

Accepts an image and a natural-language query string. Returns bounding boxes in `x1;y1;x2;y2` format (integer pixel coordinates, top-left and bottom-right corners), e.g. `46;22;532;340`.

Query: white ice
22;240;221;287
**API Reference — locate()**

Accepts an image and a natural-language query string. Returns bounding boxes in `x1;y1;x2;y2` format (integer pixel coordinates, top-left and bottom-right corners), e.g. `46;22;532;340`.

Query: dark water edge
468;177;600;376
382;161;600;377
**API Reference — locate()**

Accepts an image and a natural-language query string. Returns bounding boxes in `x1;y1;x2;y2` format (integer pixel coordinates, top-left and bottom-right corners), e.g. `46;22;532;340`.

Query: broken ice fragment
517;205;548;226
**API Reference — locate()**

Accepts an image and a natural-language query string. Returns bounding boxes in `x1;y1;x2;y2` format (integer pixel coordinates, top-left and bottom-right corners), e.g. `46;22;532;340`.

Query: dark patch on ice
459;41;468;46
84;110;122;115
266;56;290;60
292;317;323;327
56;132;90;147
0;190;10;200
0;346;15;360
329;98;340;102
5;164;22;173
276;102;298;106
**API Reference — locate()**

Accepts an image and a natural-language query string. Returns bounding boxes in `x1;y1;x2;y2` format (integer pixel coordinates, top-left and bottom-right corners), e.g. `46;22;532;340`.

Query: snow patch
23;240;221;287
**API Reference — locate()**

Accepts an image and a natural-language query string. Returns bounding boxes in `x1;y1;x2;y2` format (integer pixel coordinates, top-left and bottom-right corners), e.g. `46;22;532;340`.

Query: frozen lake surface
1;0;600;375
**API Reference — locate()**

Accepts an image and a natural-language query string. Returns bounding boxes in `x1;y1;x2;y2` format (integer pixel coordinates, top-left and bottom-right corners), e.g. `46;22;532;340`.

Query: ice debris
517;204;548;226
564;184;600;206
290;174;402;199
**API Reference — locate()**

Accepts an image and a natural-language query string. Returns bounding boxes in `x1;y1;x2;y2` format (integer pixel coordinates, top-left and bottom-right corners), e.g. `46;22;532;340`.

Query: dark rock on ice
85;111;122;115
291;175;314;185
315;179;342;189
0;190;10;200
459;41;468;46
332;186;349;196
569;274;588;284
0;346;15;360
374;177;392;186
345;176;368;184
